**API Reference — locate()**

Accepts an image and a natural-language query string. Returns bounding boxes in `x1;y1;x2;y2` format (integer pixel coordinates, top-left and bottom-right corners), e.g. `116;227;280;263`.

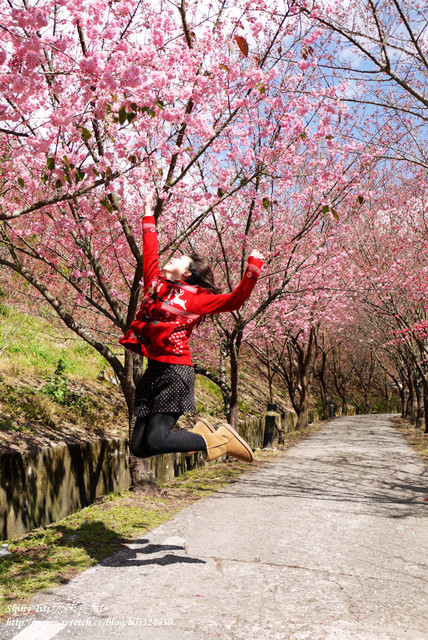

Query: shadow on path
211;416;428;519
101;539;206;568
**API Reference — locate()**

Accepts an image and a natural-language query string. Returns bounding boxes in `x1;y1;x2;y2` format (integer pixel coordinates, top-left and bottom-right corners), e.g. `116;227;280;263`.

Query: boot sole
221;424;255;462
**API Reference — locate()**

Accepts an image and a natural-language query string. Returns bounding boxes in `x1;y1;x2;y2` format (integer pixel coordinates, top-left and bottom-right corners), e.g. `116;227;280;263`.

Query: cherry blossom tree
2;0;422;451
371;332;424;424
243;223;360;427
313;329;341;419
232;0;428;429
247;155;426;428
295;0;428;169
0;0;364;430
333;169;428;430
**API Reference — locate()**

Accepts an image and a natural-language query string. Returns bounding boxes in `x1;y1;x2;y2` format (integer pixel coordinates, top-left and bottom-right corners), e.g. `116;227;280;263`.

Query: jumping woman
120;191;264;463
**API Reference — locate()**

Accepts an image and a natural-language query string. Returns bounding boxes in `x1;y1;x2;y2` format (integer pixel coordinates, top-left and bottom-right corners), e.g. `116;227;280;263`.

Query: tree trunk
219;346;231;416
400;385;407;418
384;374;390;413
364;389;370;413
117;351;160;492
320;387;330;420
229;347;239;428
227;331;243;428
194;362;231;417
316;352;330;420
268;370;274;404
116;350;138;428
422;377;428;434
266;344;274;403
405;375;415;423
295;378;310;430
414;379;424;429
128;454;160;495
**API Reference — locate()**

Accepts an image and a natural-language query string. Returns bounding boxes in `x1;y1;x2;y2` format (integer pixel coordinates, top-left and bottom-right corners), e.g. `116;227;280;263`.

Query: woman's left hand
143;187;156;217
250;249;265;260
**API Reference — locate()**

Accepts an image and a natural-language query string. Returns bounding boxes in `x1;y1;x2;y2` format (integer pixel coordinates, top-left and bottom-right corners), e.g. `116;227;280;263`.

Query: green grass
195;375;223;399
0;495;171;613
0;373;125;438
0;307;128;440
0;307;109;380
0;309;227;430
0;385;57;430
195;374;225;415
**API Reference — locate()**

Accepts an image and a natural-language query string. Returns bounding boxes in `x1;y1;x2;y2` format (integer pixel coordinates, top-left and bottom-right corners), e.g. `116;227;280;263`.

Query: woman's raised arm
141;188;161;289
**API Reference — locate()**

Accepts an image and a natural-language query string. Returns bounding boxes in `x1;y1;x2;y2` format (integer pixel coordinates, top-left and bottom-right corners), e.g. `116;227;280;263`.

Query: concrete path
2;415;427;640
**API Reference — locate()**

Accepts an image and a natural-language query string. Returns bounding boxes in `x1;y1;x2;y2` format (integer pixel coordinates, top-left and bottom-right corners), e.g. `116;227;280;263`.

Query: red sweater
119;216;263;365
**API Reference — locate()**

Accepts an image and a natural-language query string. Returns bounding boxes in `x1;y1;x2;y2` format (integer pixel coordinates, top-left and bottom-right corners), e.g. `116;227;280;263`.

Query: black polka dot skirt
134;359;196;418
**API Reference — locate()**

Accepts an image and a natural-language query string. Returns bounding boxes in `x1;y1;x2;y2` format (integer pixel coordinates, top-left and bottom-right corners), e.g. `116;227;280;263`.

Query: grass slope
0;308;286;453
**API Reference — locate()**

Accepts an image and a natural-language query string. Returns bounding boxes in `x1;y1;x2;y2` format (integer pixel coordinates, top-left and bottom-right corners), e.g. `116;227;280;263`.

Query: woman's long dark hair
186;252;221;294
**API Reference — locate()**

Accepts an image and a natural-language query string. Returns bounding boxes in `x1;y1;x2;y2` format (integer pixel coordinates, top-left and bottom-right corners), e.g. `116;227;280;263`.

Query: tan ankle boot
186;418;216;455
203;424;254;463
191;417;216;436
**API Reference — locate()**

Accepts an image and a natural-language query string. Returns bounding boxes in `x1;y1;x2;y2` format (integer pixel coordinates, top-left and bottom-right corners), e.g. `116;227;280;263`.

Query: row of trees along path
0;0;427;485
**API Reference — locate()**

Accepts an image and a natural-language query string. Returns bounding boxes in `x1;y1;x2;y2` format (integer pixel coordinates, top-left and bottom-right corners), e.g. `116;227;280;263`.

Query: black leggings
130;413;206;458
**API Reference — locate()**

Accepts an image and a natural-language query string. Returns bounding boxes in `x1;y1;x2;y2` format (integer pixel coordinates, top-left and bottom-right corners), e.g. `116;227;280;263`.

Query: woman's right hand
143;187;156;217
250;249;265;261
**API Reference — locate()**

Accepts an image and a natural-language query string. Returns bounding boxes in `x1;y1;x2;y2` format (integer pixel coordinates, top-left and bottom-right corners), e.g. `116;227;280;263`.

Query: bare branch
0;128;29;138
0;174;119;221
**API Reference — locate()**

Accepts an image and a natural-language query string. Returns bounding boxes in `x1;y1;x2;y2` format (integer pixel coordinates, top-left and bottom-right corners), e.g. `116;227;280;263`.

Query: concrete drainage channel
0;412;298;540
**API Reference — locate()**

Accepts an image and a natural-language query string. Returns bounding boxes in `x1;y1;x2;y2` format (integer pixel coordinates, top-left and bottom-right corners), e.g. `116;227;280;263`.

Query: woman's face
162;254;192;281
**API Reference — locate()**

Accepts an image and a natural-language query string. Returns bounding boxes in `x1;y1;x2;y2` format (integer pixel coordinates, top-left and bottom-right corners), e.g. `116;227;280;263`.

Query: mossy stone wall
0;438;130;540
0;411;297;539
